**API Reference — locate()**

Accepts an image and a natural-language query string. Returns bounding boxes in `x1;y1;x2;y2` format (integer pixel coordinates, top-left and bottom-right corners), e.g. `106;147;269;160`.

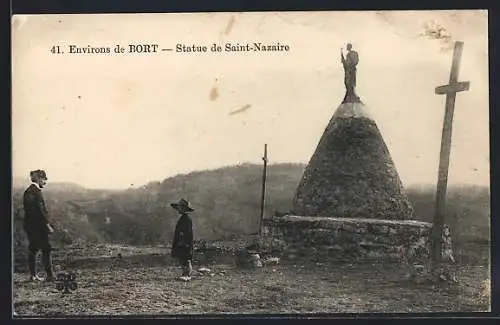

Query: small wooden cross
55;272;78;294
431;41;470;265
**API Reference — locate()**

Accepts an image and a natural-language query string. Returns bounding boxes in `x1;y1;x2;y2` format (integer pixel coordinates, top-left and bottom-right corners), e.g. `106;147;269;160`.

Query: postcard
12;10;490;316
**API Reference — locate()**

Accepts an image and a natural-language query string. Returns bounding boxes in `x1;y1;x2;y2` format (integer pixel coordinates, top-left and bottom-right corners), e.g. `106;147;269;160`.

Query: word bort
128;44;159;53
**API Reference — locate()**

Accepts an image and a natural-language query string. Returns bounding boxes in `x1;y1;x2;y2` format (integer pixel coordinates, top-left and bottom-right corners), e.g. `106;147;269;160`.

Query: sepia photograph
11;10;490;316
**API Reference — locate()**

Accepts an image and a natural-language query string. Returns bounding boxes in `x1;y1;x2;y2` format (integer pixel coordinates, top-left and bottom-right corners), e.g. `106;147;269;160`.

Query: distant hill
12;163;305;246
13;163;490;267
78;163;307;243
13;177;88;193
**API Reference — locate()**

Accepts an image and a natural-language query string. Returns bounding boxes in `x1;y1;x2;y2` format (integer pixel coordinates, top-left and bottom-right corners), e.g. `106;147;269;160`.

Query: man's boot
27;251;42;282
185;260;192;277
42;250;55;281
180;260;192;281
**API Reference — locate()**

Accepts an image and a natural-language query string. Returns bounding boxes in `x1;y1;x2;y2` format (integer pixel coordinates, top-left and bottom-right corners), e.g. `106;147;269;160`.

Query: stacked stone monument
266;44;453;273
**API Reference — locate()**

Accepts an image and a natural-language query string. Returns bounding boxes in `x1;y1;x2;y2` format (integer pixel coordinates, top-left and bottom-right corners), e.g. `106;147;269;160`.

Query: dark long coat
171;213;194;260
23;184;51;250
23;184;50;234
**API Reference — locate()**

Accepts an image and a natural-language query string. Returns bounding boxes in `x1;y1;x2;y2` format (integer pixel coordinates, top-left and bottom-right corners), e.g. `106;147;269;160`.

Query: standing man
23;170;55;282
340;43;360;103
170;198;194;281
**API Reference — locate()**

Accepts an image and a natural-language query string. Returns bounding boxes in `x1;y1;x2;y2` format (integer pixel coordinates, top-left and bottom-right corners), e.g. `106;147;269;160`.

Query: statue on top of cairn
340;43;361;103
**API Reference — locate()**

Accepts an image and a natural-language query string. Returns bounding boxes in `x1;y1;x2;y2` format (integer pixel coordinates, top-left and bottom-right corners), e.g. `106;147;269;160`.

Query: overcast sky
12;10;489;189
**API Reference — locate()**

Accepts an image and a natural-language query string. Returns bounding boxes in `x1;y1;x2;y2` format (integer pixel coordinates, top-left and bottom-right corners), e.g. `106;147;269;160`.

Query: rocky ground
12;243;490;316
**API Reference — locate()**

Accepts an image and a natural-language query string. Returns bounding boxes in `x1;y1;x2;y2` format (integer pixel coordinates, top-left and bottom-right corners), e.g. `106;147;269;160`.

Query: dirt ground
12;244;490;316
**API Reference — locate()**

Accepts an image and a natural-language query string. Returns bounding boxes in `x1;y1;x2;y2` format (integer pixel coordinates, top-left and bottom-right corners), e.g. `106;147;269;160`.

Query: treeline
13;163;490;264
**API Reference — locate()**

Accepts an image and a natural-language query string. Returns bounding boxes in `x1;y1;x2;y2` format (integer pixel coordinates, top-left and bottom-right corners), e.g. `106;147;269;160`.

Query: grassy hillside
13;163;490;268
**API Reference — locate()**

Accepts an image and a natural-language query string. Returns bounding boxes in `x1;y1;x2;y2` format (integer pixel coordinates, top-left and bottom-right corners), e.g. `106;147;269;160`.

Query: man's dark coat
23;184;51;250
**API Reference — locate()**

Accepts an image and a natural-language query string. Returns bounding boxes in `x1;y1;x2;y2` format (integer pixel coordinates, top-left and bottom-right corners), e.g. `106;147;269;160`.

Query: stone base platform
264;215;455;279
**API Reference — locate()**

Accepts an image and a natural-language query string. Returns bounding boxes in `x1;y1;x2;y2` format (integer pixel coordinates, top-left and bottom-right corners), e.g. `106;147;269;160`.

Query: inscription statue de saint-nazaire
340;43;361;103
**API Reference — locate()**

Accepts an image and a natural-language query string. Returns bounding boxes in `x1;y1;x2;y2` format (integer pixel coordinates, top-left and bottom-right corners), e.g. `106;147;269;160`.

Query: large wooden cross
431;41;470;264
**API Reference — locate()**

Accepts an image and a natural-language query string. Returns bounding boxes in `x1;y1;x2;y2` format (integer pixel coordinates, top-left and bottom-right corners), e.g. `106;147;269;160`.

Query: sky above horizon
12;11;489;189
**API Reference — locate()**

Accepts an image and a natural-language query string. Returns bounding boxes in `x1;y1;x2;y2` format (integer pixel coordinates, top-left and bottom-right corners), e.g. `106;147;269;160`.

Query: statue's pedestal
292;102;414;220
342;90;361;104
264;215;456;282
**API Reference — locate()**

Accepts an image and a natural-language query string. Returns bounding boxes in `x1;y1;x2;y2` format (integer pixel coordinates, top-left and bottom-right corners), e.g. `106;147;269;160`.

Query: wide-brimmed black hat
30;169;47;180
170;198;194;212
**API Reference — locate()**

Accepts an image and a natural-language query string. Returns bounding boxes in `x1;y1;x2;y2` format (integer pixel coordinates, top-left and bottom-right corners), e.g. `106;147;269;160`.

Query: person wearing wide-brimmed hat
23;169;55;282
170;198;194;281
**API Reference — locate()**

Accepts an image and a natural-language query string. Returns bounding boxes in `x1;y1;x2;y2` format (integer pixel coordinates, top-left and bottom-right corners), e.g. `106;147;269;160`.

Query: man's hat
170;198;194;212
30;169;47;180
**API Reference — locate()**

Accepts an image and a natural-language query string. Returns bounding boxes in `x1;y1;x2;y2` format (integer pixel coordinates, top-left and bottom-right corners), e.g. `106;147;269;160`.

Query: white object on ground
29;274;44;282
250;254;260;261
263;257;280;265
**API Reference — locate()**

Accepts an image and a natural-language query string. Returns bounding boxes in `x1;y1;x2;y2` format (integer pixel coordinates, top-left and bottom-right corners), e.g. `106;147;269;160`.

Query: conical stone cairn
292;45;414;220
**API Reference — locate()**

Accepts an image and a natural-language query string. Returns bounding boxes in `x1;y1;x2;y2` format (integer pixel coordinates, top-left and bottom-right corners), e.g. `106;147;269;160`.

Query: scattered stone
236;249;263;268
251;254;263;268
250;253;260;260
263;257;280;265
198;267;211;274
